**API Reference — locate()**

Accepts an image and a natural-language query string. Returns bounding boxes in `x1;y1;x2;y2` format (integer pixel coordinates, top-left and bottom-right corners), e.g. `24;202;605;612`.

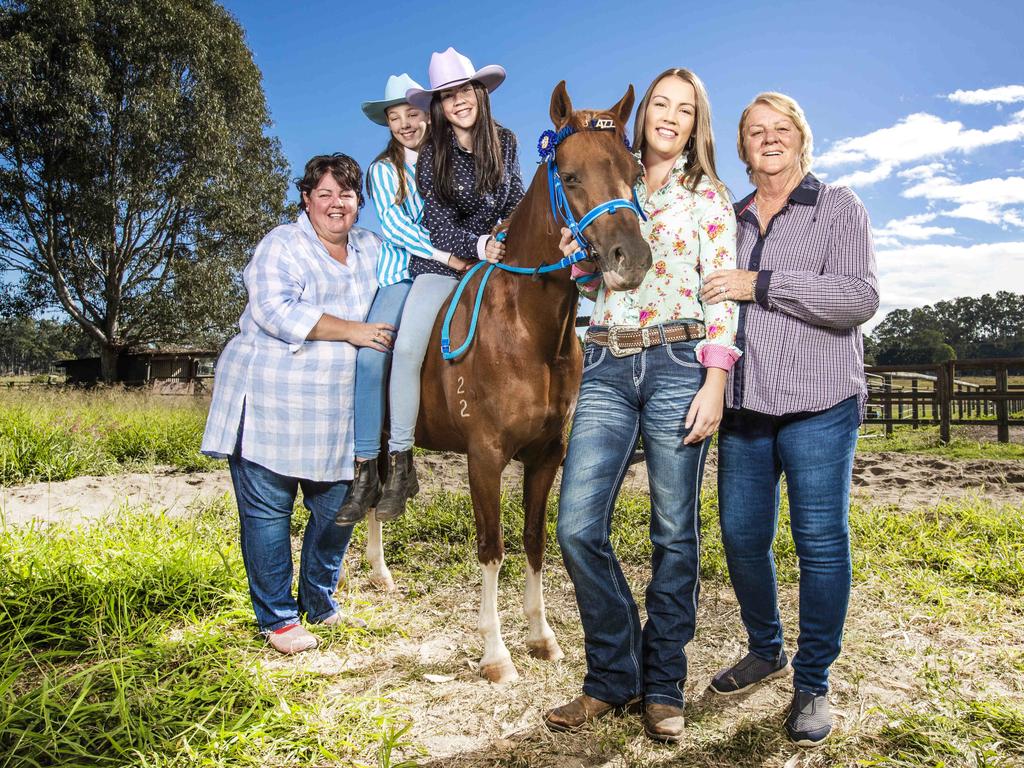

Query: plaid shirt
201;213;380;481
728;174;879;418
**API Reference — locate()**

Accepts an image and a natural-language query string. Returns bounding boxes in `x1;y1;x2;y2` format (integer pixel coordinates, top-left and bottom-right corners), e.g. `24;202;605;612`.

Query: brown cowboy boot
544;694;638;732
643;702;686;742
374;450;419;521
335;459;380;526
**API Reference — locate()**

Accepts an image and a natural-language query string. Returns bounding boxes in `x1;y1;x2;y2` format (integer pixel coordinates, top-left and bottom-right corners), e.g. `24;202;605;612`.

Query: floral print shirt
586;155;741;369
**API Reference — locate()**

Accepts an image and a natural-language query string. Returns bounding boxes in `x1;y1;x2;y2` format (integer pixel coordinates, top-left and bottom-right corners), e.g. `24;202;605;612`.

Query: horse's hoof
479;658;519;684
368;574;397;593
527;637;564;662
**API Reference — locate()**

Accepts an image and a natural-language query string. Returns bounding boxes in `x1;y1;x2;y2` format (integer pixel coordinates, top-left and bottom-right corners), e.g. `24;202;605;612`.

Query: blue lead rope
439;121;647;361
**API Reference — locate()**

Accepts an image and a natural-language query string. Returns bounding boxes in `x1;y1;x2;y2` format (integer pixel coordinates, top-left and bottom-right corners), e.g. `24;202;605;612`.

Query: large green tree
870;291;1024;364
0;0;290;380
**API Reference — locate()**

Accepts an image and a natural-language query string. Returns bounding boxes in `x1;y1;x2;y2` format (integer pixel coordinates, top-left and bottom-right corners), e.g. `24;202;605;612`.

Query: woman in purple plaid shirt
700;92;879;747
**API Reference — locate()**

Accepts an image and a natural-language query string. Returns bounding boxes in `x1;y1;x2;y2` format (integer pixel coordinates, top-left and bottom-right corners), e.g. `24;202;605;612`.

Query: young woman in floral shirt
545;68;739;743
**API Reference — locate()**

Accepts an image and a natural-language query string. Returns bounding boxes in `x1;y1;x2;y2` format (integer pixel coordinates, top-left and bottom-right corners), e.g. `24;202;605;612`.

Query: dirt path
2;449;1021;527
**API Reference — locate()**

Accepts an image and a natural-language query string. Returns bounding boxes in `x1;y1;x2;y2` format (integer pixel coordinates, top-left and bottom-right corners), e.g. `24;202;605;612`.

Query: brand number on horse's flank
456;377;470;417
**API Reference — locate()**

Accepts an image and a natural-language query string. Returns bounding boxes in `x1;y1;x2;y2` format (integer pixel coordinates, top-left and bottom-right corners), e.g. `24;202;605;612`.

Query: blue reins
440;119;647;361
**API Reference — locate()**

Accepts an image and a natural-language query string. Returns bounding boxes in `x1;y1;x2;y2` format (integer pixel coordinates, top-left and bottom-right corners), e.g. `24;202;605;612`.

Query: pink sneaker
321;611;368;629
266;623;318;654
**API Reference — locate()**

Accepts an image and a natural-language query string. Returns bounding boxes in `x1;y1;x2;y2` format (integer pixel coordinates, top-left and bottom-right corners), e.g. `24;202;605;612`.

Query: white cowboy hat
361;73;425;126
405;47;506;112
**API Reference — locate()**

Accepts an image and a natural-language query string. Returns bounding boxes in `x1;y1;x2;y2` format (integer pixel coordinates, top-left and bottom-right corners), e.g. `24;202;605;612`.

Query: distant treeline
866;291;1024;364
0;317;96;375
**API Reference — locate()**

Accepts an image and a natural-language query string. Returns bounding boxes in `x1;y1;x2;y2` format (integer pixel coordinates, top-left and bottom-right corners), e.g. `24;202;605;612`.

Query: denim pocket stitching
665;343;701;368
583;345;607;373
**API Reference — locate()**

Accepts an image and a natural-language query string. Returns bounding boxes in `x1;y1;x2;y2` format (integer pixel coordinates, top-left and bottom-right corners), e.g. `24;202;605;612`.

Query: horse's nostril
610;245;625;267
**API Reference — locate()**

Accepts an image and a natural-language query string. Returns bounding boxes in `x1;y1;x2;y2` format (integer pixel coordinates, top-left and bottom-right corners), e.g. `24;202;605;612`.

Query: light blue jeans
228;434;353;633
557;334;709;707
353;279;413;459
388;274;457;453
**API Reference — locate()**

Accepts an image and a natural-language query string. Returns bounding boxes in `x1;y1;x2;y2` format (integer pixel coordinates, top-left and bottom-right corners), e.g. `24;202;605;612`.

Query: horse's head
549;81;652;290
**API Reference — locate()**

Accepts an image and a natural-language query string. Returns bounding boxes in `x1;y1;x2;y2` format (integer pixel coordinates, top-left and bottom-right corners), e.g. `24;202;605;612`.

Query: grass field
2;487;1022;767
0;389;219;484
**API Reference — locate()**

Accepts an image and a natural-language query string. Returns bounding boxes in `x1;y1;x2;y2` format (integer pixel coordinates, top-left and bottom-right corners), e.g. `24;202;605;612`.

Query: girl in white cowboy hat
370;47;525;522
336;73;457;525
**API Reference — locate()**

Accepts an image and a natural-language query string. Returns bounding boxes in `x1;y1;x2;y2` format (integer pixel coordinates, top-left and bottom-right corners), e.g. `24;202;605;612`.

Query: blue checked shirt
368;148;447;286
201;213;380;481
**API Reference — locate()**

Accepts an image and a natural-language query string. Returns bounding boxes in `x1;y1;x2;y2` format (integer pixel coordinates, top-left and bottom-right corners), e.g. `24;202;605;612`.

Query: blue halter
439;118;647;361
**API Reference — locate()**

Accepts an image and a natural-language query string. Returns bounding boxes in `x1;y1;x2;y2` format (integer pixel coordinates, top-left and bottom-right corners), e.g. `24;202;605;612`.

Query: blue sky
223;0;1024;327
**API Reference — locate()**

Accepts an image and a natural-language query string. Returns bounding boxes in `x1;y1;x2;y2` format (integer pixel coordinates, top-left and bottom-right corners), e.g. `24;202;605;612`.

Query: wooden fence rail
865;358;1024;443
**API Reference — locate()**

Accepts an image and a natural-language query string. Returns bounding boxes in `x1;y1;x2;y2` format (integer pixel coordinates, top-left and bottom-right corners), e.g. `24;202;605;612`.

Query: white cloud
815;110;1024;187
947;85;1024;105
873;212;956;245
897;163;948;181
902;175;1024;227
870;240;1024;327
833;162;895;188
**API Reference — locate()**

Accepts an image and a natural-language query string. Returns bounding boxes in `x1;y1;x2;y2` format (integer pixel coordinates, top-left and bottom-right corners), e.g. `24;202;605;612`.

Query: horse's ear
610;84;635;128
550;80;573;128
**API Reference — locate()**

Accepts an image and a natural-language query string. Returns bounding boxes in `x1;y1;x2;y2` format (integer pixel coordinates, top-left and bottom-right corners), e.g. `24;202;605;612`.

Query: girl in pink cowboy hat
336;73;456;524
372;47;525;522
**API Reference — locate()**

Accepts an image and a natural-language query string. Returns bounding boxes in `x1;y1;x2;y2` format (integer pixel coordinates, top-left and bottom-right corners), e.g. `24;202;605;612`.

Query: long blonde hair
632;68;724;192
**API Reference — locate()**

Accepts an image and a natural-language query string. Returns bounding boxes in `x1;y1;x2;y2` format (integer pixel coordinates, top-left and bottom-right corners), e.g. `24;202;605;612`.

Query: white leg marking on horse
366;508;396;592
524;565;563;661
478;558;517;683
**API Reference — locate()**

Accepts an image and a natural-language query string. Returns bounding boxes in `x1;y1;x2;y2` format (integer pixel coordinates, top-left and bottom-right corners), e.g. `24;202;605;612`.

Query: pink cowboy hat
405;47;506;111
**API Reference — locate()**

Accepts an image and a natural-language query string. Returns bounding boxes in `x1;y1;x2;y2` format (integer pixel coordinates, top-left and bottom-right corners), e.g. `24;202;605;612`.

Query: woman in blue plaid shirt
202;154;394;655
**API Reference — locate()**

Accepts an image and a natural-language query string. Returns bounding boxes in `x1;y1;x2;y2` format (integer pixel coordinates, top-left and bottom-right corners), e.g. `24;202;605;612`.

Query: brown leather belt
586;322;705;358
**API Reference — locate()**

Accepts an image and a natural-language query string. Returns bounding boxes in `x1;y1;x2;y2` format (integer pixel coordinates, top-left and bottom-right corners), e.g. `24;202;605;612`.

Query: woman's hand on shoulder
701;269;758;304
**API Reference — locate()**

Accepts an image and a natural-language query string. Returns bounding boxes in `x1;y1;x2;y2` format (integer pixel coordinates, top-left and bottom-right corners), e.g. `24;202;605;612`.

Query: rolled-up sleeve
762;196;879;329
696;192;742;370
244;232;325;351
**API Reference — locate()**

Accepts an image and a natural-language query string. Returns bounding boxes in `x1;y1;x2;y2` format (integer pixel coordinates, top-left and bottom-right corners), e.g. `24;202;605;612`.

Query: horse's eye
563;173;581;185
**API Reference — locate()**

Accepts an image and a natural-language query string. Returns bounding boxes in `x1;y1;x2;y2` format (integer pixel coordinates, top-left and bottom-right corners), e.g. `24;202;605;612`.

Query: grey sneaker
785;689;832;746
709;650;789;695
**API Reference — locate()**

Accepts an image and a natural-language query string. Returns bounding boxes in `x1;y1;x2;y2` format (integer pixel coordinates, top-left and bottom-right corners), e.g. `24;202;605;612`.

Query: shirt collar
734;172;821;219
404;146;418;166
637;152;690;204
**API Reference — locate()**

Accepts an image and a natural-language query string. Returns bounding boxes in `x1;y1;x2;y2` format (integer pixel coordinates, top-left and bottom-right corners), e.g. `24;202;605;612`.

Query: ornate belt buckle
607;326;631;357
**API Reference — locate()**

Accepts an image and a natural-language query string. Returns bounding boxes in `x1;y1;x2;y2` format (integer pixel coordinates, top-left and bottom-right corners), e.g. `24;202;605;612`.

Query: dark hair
366;122;431;207
296;153;364;211
428;81;503;208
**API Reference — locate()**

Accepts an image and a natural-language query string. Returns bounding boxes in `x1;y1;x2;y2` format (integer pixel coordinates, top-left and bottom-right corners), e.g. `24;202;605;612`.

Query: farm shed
57;347;217;393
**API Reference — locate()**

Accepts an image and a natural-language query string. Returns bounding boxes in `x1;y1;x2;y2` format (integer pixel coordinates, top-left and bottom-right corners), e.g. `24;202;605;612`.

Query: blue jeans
353;279;413;459
717;396;860;695
557;336;709;707
388;274;457;453
229;442;354;633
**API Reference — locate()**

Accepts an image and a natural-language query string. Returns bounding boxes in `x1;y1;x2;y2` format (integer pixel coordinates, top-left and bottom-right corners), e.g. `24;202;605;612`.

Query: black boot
374;449;419;521
335;459;381;526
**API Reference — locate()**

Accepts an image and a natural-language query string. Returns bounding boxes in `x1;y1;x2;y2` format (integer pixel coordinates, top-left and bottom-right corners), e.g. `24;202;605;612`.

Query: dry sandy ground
3;449;1021;527
3;450;1022;766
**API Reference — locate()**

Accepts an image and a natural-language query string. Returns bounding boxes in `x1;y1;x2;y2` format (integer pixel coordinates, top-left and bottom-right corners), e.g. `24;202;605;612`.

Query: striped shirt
727;174;879;418
367;148;443;286
201;213;380;481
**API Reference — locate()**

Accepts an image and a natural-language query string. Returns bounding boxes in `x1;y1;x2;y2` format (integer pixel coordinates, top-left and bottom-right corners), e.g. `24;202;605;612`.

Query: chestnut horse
365;82;653;683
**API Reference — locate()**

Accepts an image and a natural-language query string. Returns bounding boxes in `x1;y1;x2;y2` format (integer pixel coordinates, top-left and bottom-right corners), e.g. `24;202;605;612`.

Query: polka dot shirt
410;125;525;279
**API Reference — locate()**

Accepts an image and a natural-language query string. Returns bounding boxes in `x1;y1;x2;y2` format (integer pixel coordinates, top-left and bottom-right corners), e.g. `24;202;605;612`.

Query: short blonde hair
737;92;813;181
633;68;725;193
